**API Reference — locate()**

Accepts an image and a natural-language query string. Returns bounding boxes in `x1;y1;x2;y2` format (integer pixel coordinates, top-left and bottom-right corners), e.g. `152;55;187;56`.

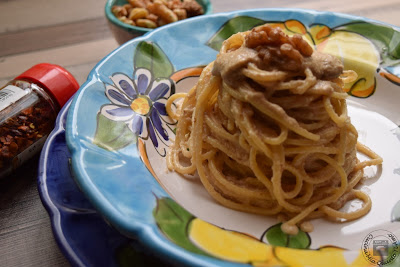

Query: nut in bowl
105;0;212;44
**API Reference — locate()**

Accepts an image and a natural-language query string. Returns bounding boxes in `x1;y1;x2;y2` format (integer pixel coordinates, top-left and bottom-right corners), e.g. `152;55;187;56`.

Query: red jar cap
15;63;80;108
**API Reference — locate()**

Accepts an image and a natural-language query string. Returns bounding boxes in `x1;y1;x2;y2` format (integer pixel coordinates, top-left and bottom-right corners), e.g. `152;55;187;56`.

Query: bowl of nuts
106;0;212;44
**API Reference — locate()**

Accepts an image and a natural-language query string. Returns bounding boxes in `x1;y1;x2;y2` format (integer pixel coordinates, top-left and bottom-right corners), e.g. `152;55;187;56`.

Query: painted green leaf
384;245;400;266
336;21;400;67
134;41;174;78
153;197;208;256
264;223;311;249
93;113;136;151
206;16;265;51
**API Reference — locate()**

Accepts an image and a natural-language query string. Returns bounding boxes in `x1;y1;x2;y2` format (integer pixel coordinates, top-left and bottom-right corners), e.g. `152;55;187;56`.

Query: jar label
15;134;48;168
0;85;28;112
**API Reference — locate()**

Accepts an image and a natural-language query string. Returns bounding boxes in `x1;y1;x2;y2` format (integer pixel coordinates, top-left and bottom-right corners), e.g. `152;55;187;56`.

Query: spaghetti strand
166;24;382;235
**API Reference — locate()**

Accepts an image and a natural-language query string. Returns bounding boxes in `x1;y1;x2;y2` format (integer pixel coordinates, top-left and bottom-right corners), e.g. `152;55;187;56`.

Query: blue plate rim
37;100;88;266
64;8;400;267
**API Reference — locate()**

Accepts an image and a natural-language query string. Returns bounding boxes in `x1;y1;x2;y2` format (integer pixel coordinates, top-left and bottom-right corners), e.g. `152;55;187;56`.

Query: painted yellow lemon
265;23;380;98
188;218;375;266
315;30;380;97
188;218;280;265
274;246;374;267
348;250;376;267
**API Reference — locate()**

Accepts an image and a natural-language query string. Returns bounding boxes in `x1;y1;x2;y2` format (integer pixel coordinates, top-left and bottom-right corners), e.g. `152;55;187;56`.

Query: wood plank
212;0;400;26
294;0;400;24
0;17;113;57
0;0;105;34
353;5;400;26
0;1;399;267
0;38;119;82
0;157;69;267
0;218;69;267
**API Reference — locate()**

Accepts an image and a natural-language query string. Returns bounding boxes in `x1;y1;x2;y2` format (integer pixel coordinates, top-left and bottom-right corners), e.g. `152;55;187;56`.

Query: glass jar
0;63;79;178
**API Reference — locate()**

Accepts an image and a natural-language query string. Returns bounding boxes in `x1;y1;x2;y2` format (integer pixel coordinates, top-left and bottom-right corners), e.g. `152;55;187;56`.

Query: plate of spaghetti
66;8;400;266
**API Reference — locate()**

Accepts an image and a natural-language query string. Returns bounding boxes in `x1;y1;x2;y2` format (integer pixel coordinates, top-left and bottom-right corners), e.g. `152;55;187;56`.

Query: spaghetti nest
166;24;383;235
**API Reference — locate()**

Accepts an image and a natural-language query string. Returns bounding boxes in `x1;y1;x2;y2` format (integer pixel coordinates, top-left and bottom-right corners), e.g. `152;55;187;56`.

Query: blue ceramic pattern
99;68;175;153
38;100;171;266
64;9;400;267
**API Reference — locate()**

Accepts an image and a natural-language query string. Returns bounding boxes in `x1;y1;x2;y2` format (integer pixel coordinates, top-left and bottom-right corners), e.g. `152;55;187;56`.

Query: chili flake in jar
0;63;79;178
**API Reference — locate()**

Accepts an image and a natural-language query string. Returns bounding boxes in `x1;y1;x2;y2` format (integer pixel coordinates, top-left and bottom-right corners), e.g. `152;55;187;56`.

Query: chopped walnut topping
243;25;342;77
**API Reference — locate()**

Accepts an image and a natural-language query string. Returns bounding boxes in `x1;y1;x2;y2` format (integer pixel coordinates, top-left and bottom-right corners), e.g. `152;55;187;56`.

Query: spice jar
0;63;79;178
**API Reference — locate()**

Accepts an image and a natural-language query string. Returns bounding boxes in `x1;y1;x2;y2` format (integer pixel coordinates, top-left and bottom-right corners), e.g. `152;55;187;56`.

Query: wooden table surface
0;0;399;266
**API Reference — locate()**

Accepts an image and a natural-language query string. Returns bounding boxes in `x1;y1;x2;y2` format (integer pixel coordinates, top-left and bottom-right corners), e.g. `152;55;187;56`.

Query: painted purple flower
100;68;175;152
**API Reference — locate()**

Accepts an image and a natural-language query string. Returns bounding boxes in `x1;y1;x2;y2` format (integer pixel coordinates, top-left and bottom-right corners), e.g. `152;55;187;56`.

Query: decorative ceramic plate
38;100;170;266
66;9;400;266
